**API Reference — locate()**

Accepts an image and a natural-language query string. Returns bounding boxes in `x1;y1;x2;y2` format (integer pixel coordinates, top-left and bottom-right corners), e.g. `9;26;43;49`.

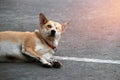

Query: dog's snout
50;30;56;37
51;30;56;34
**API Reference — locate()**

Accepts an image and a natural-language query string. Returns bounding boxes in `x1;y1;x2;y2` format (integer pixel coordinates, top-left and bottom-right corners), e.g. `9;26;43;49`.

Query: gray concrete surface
0;0;120;80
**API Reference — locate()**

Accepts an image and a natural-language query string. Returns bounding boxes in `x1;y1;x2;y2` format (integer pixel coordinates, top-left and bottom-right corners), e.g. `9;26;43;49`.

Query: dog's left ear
39;13;48;27
62;22;69;33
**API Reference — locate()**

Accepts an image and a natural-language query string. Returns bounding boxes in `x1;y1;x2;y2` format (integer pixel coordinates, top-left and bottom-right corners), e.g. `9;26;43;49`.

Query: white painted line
54;56;120;65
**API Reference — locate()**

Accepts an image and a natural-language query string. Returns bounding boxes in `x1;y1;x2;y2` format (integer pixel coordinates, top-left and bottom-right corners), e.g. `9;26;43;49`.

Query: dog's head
39;13;68;40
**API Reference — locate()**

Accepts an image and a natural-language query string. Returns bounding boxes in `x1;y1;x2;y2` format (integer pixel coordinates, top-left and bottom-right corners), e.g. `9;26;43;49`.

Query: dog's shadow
0;53;62;69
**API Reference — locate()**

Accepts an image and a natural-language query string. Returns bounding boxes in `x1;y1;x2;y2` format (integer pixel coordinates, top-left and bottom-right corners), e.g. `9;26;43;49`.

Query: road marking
54;56;120;65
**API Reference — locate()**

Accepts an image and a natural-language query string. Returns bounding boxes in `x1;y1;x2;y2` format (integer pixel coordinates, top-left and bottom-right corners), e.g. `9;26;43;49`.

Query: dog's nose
51;30;56;35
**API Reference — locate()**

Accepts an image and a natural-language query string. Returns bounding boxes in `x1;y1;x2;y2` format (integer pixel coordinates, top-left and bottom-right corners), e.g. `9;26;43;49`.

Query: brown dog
0;13;68;68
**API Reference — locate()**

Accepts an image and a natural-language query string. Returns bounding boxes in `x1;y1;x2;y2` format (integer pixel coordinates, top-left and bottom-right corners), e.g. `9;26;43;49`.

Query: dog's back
0;31;25;42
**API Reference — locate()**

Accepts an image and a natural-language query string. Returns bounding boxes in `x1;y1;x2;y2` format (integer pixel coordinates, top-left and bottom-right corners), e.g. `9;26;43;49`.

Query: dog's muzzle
50;30;56;37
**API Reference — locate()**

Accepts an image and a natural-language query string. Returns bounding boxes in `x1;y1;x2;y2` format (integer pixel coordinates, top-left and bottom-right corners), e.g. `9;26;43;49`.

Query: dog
0;13;68;68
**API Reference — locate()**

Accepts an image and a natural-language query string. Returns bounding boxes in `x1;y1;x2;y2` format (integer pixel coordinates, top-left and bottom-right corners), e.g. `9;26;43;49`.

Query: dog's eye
47;25;52;28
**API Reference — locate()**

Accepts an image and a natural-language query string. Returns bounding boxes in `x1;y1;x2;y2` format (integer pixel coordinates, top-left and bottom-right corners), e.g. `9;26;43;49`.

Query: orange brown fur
0;13;68;68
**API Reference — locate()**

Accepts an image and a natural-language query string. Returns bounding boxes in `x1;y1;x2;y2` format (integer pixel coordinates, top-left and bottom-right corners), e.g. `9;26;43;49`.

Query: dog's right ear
62;22;69;33
39;13;48;27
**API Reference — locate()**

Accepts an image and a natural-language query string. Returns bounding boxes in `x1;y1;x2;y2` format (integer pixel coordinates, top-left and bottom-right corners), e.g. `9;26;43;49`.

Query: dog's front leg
22;47;52;68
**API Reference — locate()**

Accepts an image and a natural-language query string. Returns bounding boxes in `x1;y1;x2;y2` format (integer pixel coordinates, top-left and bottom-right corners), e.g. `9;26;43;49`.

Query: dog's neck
35;30;60;50
43;38;56;49
46;37;60;48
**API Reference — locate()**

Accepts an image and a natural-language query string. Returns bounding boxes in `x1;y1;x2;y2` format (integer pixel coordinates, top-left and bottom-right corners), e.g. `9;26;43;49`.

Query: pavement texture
0;0;120;80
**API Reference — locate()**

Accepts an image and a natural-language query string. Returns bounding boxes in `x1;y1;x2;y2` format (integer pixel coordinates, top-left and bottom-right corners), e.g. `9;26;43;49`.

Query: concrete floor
0;0;120;80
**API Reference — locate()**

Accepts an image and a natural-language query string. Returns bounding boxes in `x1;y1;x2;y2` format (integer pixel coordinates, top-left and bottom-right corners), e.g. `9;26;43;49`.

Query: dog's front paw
52;61;63;68
42;63;52;68
40;58;52;68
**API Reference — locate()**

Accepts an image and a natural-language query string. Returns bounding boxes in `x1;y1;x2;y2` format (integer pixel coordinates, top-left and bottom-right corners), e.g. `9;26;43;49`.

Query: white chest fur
35;39;55;60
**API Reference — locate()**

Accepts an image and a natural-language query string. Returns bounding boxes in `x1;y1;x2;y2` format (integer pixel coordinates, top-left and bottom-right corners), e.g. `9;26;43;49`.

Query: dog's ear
62;22;69;33
39;13;48;27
